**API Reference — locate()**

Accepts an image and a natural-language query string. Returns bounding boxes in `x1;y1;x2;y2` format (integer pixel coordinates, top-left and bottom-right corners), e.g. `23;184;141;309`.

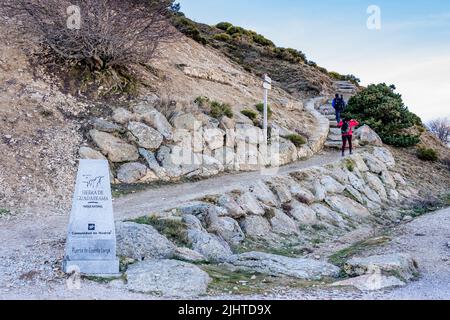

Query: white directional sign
63;159;119;275
263;75;272;90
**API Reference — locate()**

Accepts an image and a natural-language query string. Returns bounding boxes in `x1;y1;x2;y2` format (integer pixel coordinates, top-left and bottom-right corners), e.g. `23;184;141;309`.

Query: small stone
403;215;413;222
251;275;257;280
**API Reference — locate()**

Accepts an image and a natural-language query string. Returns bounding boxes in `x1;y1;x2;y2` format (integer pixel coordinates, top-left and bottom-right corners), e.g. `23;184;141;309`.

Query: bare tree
2;0;179;71
427;117;450;144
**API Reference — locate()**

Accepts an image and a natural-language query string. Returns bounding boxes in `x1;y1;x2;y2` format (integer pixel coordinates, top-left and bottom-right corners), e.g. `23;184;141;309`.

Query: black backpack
341;121;350;134
336;98;345;112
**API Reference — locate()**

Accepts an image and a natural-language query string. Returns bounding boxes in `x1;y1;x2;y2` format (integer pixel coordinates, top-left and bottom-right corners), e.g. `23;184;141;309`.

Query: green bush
173;16;208;45
252;34;274;47
343;83;423;147
210;101;233;119
241;109;258;121
194;96;210;107
255;103;272;118
216;22;233;31
213;33;232;42
273;47;307;64
226;25;245;35
417;148;438;162
284;134;306;147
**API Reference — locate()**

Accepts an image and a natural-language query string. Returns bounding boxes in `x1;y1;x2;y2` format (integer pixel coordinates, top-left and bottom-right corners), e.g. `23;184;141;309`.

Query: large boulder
133;104;173;140
268;178;293;204
269;209;299;236
128;121;163;150
115;221;176;260
205;212;245;245
217;194;246;219
92;118;122;133
213;147;236;171
203;128;225;151
170;113;202;131
290;201;319;225
226;252;340;280
275;138;298;166
325;195;370;219
332;274;405;291
200;154;225;177
364;172;388;201
236;191;265;216
249;181;278;207
362;153;388;175
174;247;208;263
116;162;148;184
125;259;211;297
139;148;169;181
78;146;106;160
320;176;345;194
344;253;419;281
239;215;272;237
183;215;233;263
373;147;396;169
90;130;139;162
353;125;383;146
112;107;133;124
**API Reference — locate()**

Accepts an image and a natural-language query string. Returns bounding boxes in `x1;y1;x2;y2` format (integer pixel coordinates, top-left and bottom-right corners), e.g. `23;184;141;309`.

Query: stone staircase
316;82;359;149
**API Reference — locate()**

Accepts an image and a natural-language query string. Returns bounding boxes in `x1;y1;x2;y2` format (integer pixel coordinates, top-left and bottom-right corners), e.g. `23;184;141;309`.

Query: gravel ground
1;205;450;300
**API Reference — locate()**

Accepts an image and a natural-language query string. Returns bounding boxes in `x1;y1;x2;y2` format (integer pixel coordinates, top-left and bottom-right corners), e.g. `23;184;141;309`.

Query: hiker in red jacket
338;117;359;156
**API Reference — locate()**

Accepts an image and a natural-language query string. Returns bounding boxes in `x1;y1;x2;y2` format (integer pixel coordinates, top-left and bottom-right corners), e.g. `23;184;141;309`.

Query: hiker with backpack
338;117;359;156
332;94;346;124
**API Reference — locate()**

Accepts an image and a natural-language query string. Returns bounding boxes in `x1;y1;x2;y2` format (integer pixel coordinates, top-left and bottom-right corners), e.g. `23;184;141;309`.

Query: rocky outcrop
125;259;211;297
116;162;148;184
128;121;163;150
226;252;340;280
354;125;383;146
344;253;419;280
90;130;138;163
116;222;176;260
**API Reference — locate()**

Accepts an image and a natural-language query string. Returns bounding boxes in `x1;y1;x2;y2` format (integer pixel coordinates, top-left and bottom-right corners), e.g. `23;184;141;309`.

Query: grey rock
205;212;245;245
116;162;148;184
125;259;210;297
139;148;168;180
290;201;319;225
353;125;383;146
133;104;173;140
332;274;405;291
364;172;388;201
92;118;122;133
78;146;106;160
128;121;163;150
184;215;233;263
240;215;272;237
373;147;396;169
90;130;139;163
203;128;225;151
236;191;265;216
217;195;246;218
249;181;278;207
174;247;208;263
320;176;345;194
362;153;388;174
112;108;133;124
170;113;202;131
325;195;371;219
344;253;419;281
227;252;340;280
268;178;292;204
115;221;176;260
219;116;236;130
270;209;299;235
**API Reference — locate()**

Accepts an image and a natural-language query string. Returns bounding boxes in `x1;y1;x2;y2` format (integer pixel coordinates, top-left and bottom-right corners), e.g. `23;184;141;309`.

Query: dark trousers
335;110;341;123
342;135;353;154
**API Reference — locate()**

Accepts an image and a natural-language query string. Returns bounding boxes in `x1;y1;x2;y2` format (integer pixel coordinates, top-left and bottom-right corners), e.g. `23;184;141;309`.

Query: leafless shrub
2;0;179;71
427;117;450;144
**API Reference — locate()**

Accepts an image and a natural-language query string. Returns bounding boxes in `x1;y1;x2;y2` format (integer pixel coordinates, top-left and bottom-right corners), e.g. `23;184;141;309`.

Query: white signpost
63;159;119;276
262;74;272;141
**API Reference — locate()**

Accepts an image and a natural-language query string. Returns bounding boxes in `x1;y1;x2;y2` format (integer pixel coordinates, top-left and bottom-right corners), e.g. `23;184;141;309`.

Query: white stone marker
63;159;119;275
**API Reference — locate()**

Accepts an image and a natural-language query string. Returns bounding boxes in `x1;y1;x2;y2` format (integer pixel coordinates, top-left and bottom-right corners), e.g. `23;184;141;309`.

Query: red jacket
338;120;359;136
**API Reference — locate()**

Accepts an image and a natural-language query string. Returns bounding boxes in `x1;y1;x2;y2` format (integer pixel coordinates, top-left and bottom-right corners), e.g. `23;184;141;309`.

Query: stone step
325;114;336;120
325;139;360;149
328;134;342;141
330;128;342;135
329;121;339;128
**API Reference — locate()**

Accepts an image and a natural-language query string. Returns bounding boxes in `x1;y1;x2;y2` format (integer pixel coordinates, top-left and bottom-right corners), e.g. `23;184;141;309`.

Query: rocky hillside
171;15;338;99
0;15;321;214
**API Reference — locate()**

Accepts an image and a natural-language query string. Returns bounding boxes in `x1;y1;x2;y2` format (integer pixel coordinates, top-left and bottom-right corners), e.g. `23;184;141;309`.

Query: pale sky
178;0;450;122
